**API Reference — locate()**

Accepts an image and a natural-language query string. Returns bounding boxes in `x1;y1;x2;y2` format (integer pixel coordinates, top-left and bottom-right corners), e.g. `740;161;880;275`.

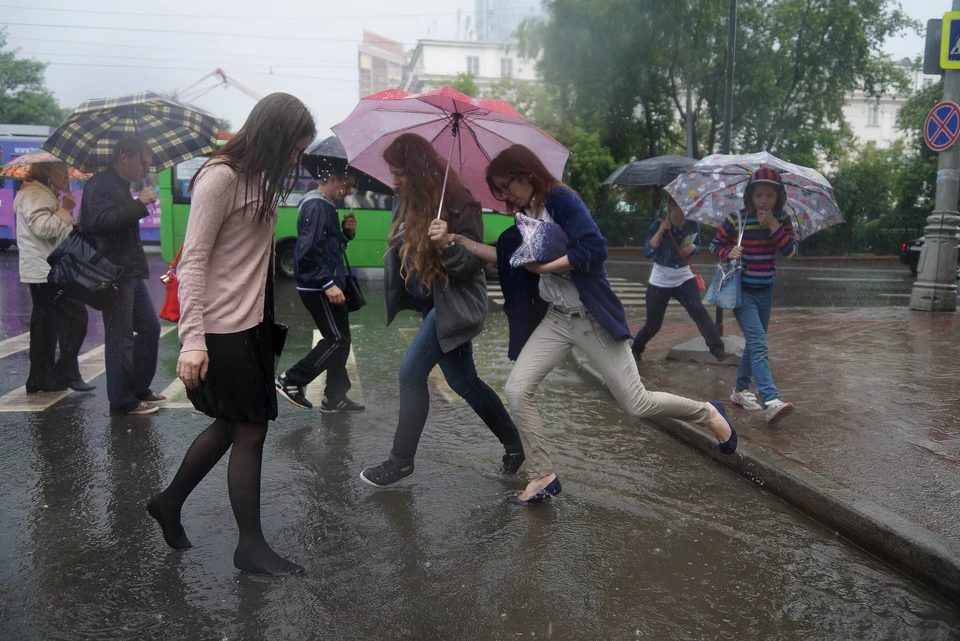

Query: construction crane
172;68;262;105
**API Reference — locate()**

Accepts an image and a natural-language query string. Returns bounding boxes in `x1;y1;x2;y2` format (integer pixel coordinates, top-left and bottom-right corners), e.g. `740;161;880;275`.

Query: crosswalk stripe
0;326;176;412
302;329;363;404
0;332;32;360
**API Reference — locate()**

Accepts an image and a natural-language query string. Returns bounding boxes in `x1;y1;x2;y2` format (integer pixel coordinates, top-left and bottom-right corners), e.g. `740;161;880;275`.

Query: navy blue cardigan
496;186;631;360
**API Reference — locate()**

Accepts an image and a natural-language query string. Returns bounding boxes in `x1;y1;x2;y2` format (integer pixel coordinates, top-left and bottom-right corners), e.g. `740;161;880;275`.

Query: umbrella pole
436;116;460;220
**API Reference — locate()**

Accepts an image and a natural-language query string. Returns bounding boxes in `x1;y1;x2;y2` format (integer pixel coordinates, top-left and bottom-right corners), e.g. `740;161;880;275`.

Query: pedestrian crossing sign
941;12;960;69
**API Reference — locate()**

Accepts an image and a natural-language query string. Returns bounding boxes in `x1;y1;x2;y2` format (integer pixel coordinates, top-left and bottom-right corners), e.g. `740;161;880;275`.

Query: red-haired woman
359;133;524;488
453;144;738;505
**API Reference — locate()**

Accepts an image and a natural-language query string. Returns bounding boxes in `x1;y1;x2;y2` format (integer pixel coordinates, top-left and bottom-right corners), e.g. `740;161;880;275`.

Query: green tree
521;0;917;168
448;72;480;97
0;30;67;127
218;118;232;133
889;78;942;234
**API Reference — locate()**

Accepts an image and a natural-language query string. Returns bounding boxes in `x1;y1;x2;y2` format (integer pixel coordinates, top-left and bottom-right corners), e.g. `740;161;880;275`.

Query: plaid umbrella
1;151;91;179
41;91;220;173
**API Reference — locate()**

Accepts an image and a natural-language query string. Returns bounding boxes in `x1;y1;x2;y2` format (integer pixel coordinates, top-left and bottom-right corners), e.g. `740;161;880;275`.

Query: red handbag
158;246;184;322
667;227;706;292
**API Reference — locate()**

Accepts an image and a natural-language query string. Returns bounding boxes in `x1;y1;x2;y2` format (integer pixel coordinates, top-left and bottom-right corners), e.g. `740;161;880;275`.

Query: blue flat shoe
507;477;562;505
709;400;738;455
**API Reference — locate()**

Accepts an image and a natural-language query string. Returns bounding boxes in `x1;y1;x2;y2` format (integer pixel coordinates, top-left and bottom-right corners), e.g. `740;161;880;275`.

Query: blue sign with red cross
925;101;960;152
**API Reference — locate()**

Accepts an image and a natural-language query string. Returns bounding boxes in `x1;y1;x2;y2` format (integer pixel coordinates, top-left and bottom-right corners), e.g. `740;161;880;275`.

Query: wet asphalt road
1;251;958;640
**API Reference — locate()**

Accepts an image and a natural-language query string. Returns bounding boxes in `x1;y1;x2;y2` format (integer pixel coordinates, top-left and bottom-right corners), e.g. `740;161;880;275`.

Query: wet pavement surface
1;252;959;640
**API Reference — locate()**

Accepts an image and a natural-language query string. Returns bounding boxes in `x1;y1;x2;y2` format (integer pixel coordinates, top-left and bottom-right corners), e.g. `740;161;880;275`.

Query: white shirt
534;207;582;309
649;262;694;288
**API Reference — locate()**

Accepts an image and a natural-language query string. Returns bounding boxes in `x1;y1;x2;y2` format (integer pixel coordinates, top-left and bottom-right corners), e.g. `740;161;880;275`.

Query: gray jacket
384;190;488;353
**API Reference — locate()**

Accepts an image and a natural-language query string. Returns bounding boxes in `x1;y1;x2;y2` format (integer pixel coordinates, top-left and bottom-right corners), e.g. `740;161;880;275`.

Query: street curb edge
565;348;960;608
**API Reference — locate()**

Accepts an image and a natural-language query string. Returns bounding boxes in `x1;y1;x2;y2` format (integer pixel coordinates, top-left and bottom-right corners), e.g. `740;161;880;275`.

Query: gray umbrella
603;155;697;188
302;135;392;194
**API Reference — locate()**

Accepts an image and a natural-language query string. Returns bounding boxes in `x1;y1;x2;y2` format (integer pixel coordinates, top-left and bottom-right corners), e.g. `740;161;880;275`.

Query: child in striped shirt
710;166;799;425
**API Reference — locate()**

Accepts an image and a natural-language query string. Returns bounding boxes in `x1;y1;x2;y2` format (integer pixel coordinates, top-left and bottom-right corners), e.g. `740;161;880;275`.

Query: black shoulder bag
46;227;122;310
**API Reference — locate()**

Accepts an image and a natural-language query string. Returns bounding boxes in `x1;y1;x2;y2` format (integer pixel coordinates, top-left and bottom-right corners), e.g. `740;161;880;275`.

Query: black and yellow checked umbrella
41;91;220;173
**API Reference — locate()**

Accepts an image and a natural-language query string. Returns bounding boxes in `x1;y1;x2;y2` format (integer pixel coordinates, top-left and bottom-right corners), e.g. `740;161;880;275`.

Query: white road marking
807;277;907;283
0;332;31;360
0;326;176;412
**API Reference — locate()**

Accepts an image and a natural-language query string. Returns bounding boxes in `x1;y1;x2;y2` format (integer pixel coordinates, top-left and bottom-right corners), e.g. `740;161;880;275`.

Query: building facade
358;32;405;99
843;58;940;149
401;39;536;94
475;0;541;42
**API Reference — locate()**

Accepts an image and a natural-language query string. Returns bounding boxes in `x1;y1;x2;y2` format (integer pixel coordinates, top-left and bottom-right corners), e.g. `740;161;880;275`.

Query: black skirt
187;321;278;423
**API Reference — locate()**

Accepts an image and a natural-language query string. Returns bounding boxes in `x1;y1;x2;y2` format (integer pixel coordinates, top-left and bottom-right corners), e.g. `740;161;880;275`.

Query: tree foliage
521;0;917;168
449;72;480;97
0;30;67;127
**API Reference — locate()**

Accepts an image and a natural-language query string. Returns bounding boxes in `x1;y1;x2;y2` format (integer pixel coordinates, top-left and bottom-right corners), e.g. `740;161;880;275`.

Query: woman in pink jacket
146;94;316;576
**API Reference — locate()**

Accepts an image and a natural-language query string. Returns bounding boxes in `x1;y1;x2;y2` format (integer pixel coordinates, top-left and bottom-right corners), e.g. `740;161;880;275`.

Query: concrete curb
565;349;960;607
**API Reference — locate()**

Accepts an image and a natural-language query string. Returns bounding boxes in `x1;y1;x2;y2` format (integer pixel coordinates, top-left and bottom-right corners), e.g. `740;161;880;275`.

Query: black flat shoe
67;379;96;392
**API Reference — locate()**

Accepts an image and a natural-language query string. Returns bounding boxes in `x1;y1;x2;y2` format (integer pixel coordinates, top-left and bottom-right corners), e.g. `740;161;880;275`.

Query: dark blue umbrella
603;155;697;188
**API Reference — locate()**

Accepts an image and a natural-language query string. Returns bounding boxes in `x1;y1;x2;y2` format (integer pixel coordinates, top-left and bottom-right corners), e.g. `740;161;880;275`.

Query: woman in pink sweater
147;93;316;576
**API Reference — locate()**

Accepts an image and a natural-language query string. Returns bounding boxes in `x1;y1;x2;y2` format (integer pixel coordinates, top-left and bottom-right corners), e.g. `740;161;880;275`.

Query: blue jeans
389;308;522;467
102;278;161;412
732;287;778;403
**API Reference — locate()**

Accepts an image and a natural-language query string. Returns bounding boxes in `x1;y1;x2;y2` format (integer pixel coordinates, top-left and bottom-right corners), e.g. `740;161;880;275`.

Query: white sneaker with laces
764;399;794;425
730;389;762;411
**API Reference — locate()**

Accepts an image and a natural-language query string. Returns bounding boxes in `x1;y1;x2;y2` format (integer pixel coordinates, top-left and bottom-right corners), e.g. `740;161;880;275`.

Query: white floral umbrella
665;152;843;240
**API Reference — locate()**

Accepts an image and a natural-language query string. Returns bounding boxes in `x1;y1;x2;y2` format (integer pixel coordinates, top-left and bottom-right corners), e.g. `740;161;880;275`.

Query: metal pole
910;0;960;312
716;0;738;335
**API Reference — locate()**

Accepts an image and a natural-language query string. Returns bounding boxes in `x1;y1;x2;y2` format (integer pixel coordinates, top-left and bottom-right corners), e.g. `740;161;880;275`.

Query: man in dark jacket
276;169;364;412
81;137;163;416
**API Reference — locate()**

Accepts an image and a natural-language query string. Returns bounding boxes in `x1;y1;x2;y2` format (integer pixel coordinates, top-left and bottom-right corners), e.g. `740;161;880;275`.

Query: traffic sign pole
911;3;960;312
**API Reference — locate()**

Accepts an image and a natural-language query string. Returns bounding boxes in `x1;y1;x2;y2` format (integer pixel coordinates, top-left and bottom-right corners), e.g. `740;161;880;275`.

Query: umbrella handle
436;115;460;220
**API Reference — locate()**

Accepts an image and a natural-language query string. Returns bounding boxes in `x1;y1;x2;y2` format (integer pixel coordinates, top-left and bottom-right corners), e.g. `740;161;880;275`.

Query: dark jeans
389;308;522;467
27;283;88;390
632;278;724;355
101;278;161;412
284;290;352;401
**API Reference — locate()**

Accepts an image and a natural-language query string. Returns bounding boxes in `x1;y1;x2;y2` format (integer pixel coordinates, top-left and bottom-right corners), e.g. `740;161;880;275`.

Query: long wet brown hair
384;133;467;294
485;144;564;214
190;93;316;224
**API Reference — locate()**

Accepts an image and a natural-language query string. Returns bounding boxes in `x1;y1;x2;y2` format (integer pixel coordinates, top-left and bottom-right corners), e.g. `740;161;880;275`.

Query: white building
401;39;537;94
358;32;405;99
475;0;540;42
843;58;940;149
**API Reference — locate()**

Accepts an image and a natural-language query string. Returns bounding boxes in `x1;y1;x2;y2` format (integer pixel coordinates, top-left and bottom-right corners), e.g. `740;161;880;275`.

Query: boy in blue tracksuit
276;170;364;413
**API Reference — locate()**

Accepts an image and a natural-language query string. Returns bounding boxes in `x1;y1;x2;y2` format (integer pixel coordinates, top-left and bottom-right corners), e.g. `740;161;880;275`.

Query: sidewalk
568;305;960;606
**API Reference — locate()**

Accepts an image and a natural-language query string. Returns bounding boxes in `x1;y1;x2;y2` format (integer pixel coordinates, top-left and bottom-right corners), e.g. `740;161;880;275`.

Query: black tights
157;419;293;573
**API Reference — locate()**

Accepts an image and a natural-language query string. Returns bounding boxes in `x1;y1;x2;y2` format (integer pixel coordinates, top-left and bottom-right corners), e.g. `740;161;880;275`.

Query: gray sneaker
764;399;794;425
127;402;160;416
730;389;762;411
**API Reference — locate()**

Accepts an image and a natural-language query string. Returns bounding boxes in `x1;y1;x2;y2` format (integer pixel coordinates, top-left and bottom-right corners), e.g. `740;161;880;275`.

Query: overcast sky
2;0;944;137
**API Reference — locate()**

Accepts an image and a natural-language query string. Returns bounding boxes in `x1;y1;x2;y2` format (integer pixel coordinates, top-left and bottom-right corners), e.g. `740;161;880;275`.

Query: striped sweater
710;209;798;289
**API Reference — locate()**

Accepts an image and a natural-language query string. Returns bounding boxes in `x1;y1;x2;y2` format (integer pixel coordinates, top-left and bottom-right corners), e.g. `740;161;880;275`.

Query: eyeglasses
493;176;515;198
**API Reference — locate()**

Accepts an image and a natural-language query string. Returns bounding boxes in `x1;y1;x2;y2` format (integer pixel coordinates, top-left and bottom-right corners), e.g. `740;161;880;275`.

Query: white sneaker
764;399;794;425
730;389;762;411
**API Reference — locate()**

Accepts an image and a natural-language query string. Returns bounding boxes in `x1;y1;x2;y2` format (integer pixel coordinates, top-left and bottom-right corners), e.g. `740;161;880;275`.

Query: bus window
172;156;208;204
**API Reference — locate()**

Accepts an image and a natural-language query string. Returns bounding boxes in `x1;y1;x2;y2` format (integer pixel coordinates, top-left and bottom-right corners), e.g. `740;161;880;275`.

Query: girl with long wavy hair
360;133;524;487
451;144;738;505
147;93;316;575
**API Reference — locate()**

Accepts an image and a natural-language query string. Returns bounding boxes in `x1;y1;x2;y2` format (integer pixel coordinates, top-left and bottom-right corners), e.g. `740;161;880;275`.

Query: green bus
158;156;513;278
